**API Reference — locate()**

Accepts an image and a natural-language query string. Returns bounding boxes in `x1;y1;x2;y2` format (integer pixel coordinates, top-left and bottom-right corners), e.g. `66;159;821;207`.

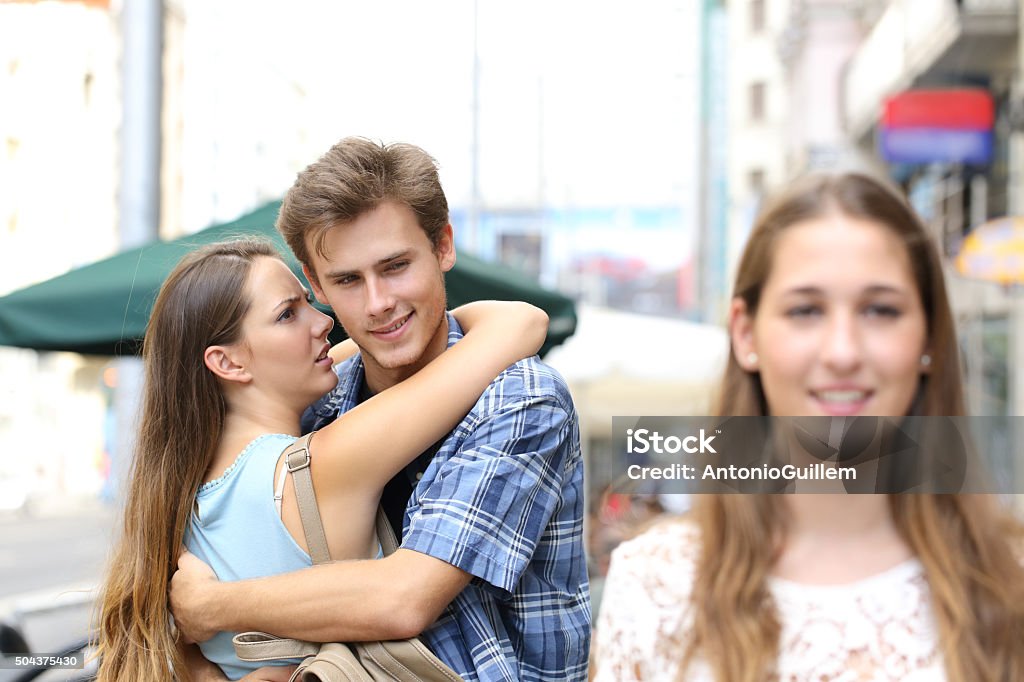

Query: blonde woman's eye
865;304;901;318
785;305;821;318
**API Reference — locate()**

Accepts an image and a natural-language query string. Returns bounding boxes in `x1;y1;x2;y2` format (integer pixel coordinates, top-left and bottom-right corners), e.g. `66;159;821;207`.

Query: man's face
304;200;455;392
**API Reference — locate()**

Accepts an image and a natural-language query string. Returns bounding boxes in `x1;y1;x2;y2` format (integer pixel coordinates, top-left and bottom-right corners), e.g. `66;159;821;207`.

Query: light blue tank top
185;433;310;680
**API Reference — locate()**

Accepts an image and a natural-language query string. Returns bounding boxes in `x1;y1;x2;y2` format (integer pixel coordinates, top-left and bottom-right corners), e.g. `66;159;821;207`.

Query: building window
751;0;765;33
750;81;766;122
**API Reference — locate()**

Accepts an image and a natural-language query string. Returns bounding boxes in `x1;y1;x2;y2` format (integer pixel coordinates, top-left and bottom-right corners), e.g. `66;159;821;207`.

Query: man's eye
386;261;409;272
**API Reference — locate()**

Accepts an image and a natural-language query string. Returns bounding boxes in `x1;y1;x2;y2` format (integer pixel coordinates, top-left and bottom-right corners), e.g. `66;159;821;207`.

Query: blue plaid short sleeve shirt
303;313;591;681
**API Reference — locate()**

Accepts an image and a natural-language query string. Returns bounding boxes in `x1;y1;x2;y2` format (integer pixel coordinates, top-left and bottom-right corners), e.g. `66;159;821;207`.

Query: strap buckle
285;444;311;473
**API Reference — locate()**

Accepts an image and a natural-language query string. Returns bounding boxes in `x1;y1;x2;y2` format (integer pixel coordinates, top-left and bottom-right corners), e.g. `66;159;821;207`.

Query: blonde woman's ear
728;298;759;372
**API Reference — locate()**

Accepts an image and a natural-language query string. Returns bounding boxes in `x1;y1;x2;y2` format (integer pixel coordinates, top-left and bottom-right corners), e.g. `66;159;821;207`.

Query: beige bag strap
284;433;399;563
233;631;319;662
282;432;331;565
375;506;400;556
234;434;333;665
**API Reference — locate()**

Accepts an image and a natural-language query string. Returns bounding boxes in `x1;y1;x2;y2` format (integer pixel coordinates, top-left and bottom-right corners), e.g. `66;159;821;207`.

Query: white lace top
593;520;945;682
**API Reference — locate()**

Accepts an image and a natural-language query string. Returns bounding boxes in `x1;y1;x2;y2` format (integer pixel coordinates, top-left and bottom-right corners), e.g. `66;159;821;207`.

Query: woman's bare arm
312;301;547;492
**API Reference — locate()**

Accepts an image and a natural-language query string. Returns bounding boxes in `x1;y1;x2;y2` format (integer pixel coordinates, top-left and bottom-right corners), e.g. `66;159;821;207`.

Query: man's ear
435;224;456;273
203;345;252;384
728;298;759;372
302;263;328;305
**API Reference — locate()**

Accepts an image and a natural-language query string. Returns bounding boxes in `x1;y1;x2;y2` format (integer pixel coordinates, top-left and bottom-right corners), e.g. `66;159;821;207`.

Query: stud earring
920;353;932;368
746;352;758;367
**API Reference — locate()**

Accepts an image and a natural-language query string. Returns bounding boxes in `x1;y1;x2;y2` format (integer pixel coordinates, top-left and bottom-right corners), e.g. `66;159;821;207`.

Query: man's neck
363;312;450;394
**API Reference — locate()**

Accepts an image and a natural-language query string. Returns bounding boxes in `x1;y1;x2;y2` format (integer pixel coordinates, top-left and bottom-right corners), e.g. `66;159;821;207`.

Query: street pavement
0;496;115;659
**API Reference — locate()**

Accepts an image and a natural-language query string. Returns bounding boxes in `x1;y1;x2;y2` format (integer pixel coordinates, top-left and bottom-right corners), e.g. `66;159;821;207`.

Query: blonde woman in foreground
594;173;1024;681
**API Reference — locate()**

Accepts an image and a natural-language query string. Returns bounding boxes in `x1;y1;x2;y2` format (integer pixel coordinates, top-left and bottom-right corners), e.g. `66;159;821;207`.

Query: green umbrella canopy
0;201;576;356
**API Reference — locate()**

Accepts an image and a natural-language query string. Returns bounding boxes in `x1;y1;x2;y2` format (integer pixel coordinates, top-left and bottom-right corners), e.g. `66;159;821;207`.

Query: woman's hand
328;338;359;364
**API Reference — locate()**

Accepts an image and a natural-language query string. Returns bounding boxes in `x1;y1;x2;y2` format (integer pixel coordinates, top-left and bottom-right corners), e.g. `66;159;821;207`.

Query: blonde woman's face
730;214;929;417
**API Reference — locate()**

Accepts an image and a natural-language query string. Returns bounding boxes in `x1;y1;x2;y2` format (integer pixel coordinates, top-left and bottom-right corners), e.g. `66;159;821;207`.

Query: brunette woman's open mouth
315;343;332;366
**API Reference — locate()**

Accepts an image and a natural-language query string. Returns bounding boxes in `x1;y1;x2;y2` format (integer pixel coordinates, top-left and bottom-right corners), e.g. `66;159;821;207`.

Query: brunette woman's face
730;213;930;417
237;257;339;408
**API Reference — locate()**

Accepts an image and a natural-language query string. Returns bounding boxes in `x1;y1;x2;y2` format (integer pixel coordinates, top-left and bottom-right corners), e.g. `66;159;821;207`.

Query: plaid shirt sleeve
401;371;575;595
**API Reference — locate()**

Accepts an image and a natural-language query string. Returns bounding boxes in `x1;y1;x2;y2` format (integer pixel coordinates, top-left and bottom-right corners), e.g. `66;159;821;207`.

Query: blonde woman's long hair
680;173;1024;682
94;239;278;681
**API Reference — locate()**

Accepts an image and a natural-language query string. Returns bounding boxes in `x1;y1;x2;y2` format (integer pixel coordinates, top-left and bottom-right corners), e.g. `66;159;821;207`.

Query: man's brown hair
277;137;450;279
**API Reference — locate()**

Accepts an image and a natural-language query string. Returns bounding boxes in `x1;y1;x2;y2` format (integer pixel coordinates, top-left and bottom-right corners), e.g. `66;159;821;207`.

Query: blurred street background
2;0;1024;660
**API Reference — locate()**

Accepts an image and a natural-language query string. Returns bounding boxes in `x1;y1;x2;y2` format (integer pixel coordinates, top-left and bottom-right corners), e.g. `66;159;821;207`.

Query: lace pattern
594;520;945;681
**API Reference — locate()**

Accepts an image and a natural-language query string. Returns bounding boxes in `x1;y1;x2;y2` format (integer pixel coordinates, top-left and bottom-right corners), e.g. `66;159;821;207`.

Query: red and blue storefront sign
880;89;994;165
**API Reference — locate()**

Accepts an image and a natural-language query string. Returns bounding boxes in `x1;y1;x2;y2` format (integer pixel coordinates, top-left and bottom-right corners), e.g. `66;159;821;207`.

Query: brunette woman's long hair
94;238;278;681
680;173;1024;682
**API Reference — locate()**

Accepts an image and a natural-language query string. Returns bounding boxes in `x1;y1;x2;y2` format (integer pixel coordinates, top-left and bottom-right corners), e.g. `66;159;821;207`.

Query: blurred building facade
840;0;1020;417
725;0;791;290
0;1;119;500
724;0;868;291
160;0;324;238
